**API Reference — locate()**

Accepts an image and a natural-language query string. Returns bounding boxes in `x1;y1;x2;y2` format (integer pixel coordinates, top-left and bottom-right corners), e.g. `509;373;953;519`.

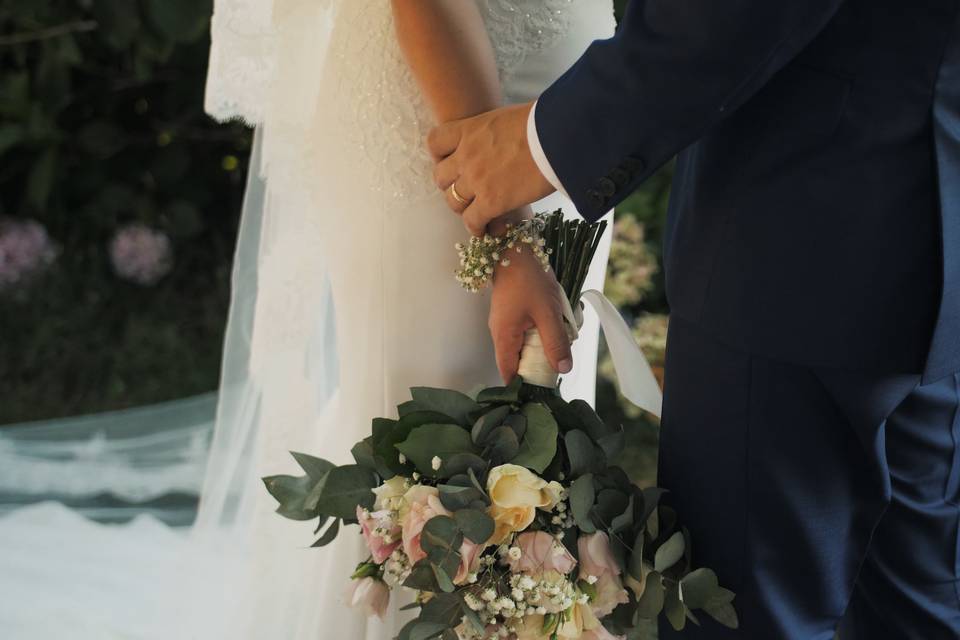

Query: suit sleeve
535;0;846;221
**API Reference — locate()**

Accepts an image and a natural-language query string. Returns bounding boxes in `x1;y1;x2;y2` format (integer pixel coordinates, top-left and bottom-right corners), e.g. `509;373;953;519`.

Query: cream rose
486;464;561;543
372;475;408;511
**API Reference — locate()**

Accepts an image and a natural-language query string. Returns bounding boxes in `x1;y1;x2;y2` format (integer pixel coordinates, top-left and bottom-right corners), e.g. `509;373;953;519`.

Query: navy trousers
657;316;960;639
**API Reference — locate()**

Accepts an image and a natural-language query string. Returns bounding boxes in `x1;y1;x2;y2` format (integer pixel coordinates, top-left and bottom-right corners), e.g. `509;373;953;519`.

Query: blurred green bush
0;0;251;422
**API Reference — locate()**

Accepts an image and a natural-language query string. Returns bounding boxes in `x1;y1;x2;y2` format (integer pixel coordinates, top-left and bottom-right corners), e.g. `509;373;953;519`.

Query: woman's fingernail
558;359;573;374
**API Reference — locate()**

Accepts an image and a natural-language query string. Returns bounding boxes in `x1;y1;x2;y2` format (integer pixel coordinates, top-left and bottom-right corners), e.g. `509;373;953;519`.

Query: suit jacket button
610;168;629;186
586;189;605;207
596;177;617;197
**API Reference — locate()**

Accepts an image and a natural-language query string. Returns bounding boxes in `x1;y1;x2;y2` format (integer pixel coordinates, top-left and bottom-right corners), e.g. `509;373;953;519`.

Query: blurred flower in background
0;217;58;291
603;214;657;309
109;223;173;286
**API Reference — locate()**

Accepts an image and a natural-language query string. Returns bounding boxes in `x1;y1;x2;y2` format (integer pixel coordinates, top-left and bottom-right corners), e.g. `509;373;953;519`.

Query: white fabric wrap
518;289;664;418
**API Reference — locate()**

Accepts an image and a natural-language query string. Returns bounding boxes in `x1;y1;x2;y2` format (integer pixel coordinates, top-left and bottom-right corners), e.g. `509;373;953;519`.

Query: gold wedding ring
450;181;470;205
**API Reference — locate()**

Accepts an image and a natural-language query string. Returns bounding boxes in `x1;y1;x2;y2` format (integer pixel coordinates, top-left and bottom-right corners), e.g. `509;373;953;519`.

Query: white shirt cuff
527;100;569;199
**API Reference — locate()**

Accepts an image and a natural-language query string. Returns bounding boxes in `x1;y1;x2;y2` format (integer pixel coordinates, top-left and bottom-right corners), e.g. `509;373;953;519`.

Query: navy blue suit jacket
536;0;960;383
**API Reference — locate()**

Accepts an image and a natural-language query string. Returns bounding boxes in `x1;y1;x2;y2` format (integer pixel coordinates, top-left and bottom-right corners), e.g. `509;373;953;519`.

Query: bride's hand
488;236;573;383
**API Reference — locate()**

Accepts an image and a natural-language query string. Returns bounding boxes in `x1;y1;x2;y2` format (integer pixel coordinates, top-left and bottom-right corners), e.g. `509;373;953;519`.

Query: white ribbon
581;289;663;418
516;289;664;419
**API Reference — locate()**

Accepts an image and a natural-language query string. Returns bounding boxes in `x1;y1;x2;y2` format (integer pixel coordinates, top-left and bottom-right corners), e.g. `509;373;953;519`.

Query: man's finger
533;306;573;374
433;155;459;191
427;121;462;160
490;323;525;384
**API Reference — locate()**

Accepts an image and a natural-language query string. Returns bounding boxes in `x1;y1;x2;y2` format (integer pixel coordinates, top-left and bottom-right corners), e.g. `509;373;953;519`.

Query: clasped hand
428;101;573;382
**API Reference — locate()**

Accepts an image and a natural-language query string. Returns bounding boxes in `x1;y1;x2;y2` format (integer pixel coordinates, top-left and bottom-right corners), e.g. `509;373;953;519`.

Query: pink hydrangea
0;217;57;290
109;223;172;285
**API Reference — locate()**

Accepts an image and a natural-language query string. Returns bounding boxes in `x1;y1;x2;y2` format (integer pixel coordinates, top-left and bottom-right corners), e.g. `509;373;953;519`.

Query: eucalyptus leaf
351;437;377;470
442;453;488;478
635;571;665;619
664;582;686;631
396;424;476;476
439;485;486;512
419;593;463;627
565;429;598;478
453;509;495;544
311;518;340;547
431;562;457;594
410;621;450;640
262;474;318;521
569;473;596;533
486;425;520;463
703;589;740;629
410;387;480;426
569;399;613;440
598;430;626;460
654;531;686;573
376;412;450;475
476;376;522;404
404;560;440;592
510;403;558;473
679;568;720;609
290;452;334;481
305;464;377;520
470;405;510;444
398;400;425;417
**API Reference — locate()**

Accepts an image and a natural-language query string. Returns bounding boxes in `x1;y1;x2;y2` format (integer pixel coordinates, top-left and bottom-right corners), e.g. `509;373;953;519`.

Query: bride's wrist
486;206;532;237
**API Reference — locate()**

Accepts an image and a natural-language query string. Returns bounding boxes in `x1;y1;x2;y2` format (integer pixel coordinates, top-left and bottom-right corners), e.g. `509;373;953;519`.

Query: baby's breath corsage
454;216;552;292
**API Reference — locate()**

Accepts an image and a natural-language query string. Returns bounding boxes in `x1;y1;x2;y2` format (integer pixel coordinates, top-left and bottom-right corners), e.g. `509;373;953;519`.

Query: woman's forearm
390;0;503;122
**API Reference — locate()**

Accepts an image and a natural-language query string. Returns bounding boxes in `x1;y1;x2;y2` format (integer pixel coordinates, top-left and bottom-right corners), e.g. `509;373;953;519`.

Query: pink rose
509;531;577;575
344;576;390;619
399;485;486;584
400;488;450;565
356;505;401;564
578;532;629;616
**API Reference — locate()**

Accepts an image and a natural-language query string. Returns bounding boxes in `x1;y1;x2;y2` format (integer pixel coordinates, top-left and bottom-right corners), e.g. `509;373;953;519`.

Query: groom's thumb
534;310;573;375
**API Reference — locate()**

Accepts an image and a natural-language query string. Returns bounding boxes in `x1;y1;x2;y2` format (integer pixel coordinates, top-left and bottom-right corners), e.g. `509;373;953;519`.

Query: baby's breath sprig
455;217;552;293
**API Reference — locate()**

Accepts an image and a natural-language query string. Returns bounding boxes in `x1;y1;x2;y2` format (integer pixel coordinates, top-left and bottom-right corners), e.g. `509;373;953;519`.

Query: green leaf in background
262;474;318;521
305;464;376;521
569;473;596;533
26;148;57;212
396;423;476;476
93;0;142;49
145;0;212;43
410;387;481;426
453;509;495;544
654;531;686;573
509;403;558;473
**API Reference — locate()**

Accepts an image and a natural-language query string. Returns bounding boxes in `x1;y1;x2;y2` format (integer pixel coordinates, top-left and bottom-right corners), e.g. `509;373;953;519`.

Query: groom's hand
429;102;554;236
489;243;573;383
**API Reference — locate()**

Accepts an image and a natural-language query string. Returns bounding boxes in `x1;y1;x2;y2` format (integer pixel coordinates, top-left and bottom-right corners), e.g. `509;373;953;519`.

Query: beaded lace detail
477;0;575;85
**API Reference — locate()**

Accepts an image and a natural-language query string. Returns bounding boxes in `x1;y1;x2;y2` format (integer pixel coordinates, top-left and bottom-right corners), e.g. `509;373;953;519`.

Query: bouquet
264;212;738;639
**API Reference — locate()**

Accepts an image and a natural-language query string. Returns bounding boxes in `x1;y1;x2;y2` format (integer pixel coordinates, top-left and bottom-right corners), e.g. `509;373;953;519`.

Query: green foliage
0;0;251;422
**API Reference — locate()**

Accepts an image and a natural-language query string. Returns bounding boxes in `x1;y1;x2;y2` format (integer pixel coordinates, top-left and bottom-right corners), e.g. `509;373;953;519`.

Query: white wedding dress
0;2;618;639
188;1;617;638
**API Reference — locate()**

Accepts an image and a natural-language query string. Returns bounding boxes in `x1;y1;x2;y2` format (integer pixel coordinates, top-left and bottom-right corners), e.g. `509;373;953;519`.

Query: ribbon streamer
516;289;664;419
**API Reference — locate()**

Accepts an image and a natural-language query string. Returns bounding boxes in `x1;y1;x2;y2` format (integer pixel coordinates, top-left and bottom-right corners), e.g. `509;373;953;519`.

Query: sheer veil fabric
177;1;618;637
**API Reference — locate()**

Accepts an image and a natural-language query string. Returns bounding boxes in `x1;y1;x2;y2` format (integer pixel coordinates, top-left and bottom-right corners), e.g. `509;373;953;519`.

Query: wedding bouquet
264;212;737;639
